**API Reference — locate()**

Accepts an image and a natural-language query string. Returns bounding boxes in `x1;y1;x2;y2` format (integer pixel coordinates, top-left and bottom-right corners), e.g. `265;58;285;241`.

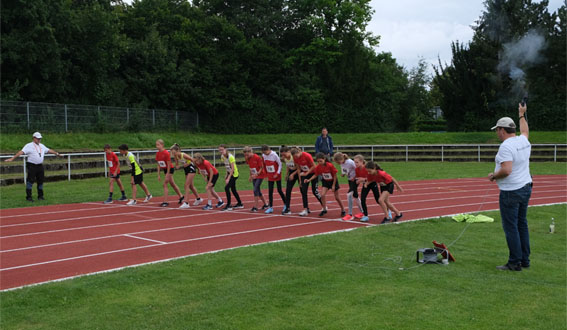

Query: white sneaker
193;198;203;206
179;202;190;209
126;200;137;206
299;209;309;216
143;194;152;203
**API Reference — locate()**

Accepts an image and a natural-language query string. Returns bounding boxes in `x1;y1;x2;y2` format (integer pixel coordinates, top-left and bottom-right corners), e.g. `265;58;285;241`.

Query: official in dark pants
489;103;532;271
4;132;61;201
315;128;334;158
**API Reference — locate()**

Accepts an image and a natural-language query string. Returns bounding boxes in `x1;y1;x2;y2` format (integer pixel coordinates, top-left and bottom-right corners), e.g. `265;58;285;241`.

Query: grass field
1;131;566;152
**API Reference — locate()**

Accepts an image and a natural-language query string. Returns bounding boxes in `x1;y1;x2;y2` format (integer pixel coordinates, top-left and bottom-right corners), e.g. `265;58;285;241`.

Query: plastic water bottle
549;218;555;234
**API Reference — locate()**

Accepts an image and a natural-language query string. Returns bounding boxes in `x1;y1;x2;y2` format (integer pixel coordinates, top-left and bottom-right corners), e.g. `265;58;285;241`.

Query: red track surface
1;175;565;290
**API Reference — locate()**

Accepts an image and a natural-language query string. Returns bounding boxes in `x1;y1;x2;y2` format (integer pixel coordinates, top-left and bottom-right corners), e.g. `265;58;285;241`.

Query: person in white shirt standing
5;132;61;202
489;103;532;271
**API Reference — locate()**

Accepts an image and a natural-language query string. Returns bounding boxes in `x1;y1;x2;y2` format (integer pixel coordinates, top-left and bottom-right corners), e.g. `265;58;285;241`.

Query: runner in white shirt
261;145;285;214
5;132;61;202
489;103;533;272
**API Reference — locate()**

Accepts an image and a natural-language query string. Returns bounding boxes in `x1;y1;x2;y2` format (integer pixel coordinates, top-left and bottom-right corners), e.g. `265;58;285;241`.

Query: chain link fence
0;100;198;132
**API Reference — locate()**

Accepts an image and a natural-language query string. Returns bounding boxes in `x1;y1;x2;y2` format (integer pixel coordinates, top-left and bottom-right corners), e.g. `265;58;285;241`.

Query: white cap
32;132;42;139
491;117;516;130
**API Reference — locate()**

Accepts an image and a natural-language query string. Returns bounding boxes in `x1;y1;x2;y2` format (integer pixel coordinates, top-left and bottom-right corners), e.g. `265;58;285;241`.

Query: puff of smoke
497;29;547;96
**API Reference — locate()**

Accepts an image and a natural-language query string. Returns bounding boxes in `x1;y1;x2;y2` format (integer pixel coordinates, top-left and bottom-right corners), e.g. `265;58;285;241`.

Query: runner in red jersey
365;161;403;224
290;147;322;216
353;154;379;222
280;145;299;215
193;153;223;210
304;152;345;217
103;144;127;203
156;139;183;207
244;146;268;212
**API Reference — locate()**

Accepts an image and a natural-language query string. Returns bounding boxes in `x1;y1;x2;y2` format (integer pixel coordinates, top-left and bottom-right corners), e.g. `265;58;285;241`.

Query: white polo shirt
494;135;532;191
22;142;49;165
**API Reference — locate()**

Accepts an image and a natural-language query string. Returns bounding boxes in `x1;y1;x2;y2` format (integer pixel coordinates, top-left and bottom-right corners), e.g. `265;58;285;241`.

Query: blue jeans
499;183;532;265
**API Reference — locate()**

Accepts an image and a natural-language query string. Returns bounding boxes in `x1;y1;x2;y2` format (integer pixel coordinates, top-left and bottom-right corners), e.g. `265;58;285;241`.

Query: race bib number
322;173;333;180
250;168;258;175
286;161;295;168
266;165;276;173
341;167;348;174
201;169;208;176
379;182;387;186
300;165;310;172
158;161;166;167
107;161;113;167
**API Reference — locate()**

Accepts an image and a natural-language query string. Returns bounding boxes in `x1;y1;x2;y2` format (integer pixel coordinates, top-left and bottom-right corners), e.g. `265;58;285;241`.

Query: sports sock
356;198;363;212
347;192;353;215
109;192;113;198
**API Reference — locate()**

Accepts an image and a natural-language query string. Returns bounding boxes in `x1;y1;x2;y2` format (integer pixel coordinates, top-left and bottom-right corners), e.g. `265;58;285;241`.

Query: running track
1;175;565;291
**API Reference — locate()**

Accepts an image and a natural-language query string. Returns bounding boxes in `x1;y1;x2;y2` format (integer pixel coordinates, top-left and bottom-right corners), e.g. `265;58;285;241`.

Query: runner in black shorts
304;152;345;217
193;153;224;210
365;161;404;224
171;143;203;209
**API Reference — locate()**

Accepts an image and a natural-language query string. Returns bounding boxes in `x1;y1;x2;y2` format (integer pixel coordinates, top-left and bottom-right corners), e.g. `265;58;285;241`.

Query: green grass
1;131;566;152
1;205;565;329
1;162;565;209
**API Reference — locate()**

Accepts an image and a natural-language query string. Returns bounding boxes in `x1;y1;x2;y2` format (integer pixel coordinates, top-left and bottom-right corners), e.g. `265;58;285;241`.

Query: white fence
1;144;565;184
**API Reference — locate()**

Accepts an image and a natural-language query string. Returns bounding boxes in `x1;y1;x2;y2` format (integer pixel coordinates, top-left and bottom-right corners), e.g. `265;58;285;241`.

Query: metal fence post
371;146;374;161
67;154;71;181
405;146;408;162
213;149;216;167
478;145;481;162
27;102;30;130
441;145;444;162
64;104;68;132
554;144;557;162
104;152;108;178
23;157;27;182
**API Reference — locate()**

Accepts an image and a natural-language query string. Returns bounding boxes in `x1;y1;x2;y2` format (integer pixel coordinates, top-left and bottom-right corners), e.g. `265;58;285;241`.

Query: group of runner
104;141;403;223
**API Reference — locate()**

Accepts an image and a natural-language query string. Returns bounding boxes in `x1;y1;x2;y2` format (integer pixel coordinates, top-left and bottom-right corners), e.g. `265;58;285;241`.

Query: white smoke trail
497;29;547;96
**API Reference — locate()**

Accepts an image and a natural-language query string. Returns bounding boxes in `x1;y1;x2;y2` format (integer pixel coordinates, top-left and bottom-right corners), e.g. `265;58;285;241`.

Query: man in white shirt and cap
489;103;532;271
5;132;61;202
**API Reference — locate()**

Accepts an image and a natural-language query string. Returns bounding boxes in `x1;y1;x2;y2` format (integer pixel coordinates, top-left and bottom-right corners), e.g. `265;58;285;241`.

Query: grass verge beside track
1;131;566;152
1;204;565;329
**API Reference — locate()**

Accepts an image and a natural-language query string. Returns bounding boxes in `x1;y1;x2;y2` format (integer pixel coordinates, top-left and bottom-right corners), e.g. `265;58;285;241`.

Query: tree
433;0;565;131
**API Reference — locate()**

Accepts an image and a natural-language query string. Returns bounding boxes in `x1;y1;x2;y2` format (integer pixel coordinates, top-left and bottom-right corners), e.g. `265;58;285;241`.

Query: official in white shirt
5;132;61;201
489;103;532;271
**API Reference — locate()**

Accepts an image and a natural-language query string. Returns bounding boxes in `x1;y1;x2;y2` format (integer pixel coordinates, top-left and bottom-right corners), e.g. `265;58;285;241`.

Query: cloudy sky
368;0;564;72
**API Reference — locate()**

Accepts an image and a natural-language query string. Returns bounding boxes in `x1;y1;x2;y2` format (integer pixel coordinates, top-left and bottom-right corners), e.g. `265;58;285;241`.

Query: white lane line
4;183;562;230
0;218;357;271
1;188;563;241
0;226;361;292
1;213;368;253
124;234;167;245
0;208;179;228
0;203;126;218
2;175;563;219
